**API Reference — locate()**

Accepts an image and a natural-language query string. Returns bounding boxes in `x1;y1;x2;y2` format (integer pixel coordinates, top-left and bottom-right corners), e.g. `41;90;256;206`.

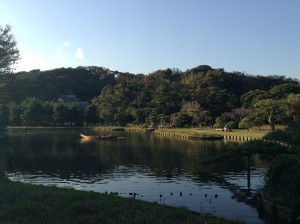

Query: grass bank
0;178;242;224
93;126;269;140
153;128;269;140
7;125;269;140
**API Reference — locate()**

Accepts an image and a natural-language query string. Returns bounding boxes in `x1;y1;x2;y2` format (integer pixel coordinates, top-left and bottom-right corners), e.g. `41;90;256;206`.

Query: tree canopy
0;25;20;75
0;62;299;128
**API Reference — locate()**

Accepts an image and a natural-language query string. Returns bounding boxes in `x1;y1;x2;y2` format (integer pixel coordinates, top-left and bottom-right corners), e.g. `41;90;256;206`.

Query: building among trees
52;95;88;108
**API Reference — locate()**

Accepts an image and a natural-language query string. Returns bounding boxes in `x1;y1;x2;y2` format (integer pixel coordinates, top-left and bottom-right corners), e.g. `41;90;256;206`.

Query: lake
1;130;268;223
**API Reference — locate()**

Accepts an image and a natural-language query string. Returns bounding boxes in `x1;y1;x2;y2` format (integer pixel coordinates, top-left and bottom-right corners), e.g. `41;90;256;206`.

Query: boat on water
79;133;118;141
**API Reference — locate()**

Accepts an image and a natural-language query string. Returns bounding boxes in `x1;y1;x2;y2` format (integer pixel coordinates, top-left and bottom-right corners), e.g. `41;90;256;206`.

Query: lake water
1;130;269;223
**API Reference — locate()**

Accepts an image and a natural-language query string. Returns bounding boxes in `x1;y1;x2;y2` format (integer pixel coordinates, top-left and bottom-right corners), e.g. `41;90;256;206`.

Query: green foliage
7;102;21;125
264;155;300;209
0;63;298;127
238;116;254;129
200;110;213;127
0;179;241;224
287;93;300;121
53;103;68;125
253;99;288;131
262;121;300;209
238;140;287;161
171;112;191;127
0;25;20;75
226;121;238;129
240;90;270;108
214;117;225;128
84;105;99;125
0;66;115;104
92;84;129;124
0;104;8;132
269;83;300;99
263;121;300;148
20;98;45;125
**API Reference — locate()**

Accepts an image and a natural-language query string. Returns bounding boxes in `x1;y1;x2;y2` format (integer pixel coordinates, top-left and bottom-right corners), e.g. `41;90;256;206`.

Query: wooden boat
79;133;118;141
79;133;98;140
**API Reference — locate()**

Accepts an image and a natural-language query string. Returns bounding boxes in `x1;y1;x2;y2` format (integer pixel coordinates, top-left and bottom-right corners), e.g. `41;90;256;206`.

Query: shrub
238;116;255;129
214;117;225;128
264;155;300;209
226;121;238;129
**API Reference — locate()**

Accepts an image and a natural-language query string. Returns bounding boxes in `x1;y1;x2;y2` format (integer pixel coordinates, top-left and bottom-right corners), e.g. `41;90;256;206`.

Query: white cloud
75;48;84;59
63;41;70;47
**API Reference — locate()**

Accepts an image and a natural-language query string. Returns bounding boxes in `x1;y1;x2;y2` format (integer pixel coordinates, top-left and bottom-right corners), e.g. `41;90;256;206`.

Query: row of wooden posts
153;132;260;142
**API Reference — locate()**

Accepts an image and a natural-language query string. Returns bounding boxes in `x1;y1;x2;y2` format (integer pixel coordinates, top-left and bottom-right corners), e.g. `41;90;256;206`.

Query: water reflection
1;131;267;224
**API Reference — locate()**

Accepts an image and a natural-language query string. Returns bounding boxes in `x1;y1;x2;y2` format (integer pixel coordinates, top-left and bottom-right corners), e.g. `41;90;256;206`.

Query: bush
214;117;225;128
238;116;254;129
226;121;238;129
264;154;300;209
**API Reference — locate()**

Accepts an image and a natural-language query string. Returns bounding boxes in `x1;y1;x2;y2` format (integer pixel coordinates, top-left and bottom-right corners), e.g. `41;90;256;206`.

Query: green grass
0;178;243;224
154;128;269;139
7;125;269;140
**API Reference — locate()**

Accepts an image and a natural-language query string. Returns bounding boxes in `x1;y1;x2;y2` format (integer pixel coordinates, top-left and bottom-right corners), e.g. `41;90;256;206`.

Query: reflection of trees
3;133;110;180
197;155;268;210
3;131;243;183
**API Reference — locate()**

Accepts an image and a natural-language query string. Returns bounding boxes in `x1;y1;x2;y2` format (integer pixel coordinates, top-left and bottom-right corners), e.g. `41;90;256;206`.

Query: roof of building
52;95;88;107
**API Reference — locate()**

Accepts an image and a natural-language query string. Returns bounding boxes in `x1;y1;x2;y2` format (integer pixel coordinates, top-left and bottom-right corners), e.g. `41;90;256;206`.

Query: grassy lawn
0;178;243;224
92;125;269;140
154;128;269;139
7;125;269;139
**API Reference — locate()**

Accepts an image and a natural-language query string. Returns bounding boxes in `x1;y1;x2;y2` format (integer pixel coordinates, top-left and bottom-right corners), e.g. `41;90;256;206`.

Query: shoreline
94;126;268;141
0;178;243;224
7;125;268;141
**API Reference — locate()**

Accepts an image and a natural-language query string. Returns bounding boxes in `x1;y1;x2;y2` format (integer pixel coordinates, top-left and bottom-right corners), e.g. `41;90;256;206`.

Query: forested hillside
0;66;115;103
0;65;299;127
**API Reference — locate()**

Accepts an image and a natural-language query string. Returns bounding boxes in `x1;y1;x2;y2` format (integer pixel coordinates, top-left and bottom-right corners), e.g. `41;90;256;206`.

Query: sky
1;0;299;79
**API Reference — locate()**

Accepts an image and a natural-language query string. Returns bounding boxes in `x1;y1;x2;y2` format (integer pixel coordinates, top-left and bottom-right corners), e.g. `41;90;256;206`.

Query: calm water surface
1;131;268;223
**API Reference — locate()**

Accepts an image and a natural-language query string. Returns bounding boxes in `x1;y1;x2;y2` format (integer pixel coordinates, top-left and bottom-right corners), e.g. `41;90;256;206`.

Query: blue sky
1;0;299;79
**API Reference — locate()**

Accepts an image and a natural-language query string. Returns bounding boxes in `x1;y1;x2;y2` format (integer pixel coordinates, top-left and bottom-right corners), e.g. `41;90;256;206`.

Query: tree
264;155;300;209
287;93;300;121
253;99;287;131
238;116;255;129
0;104;8;132
200;110;212;127
84;105;99;125
214;117;225;128
171;112;191;127
7;102;21;125
20;98;45;125
150;81;180;116
67;104;82;126
264;120;300;149
53;103;68;125
181;101;201;126
0;25;20;75
240;90;269;108
269;83;300;99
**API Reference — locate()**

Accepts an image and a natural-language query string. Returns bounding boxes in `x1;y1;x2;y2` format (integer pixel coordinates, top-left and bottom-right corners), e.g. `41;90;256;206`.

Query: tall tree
84;105;99;125
7;102;21;125
0;25;20;75
0;104;8;132
287;93;300;121
20;98;44;125
253;99;287;131
53;103;68;126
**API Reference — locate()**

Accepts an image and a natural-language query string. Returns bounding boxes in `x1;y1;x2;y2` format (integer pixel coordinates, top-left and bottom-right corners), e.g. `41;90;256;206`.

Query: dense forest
0;65;299;128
